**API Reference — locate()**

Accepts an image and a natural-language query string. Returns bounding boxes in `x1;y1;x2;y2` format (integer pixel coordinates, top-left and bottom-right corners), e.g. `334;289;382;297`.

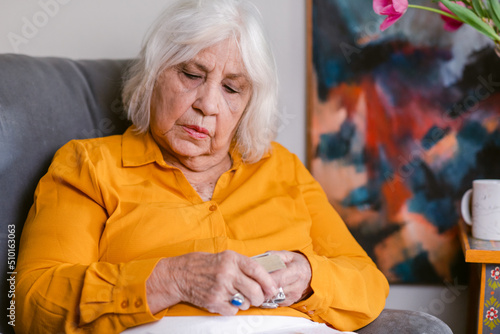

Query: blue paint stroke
316;120;356;161
421;126;449;150
391;251;441;283
342;186;373;209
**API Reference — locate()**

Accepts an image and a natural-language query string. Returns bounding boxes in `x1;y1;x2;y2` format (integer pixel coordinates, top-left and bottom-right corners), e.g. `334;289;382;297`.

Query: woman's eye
224;85;239;94
183;72;202;80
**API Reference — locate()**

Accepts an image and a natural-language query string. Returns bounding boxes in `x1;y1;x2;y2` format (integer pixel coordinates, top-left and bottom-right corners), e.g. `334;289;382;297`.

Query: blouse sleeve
289;155;390;331
15;141;167;334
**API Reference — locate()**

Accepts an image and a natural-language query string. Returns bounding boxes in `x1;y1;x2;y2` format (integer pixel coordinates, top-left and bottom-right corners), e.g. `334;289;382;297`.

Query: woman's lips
182;125;209;139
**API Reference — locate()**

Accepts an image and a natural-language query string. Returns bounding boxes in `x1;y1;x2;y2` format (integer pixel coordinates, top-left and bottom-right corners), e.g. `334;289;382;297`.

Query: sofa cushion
0;54;130;333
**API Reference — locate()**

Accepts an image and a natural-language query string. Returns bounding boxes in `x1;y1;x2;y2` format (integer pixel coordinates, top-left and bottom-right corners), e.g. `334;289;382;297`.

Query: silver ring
230;292;245;307
261;287;286;309
274;287;286;303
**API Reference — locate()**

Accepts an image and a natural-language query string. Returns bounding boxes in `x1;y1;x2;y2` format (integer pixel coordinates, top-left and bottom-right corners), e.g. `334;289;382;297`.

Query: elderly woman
15;0;389;333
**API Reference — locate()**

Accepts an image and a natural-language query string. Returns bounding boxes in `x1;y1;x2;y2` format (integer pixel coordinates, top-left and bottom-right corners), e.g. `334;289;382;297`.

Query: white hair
122;0;279;163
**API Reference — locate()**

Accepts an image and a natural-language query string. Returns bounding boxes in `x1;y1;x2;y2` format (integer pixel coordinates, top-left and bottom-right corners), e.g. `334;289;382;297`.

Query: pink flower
486;307;498;321
492;267;500;280
439;2;465;31
373;0;409;31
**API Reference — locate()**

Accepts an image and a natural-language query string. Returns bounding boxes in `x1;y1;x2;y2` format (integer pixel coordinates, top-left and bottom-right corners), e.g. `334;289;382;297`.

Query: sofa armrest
356;309;453;334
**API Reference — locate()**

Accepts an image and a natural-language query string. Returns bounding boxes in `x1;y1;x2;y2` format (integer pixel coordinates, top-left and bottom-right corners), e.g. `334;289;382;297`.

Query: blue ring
230;293;244;307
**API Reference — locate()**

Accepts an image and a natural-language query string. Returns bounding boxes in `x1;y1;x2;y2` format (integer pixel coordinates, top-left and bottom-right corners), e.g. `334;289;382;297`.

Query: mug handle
461;189;473;226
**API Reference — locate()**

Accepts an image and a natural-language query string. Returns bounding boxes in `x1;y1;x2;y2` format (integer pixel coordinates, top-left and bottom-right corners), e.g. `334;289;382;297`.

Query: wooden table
459;219;500;334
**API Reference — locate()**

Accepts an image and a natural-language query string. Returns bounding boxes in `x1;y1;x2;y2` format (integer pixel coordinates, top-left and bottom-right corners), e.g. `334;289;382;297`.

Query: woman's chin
169;141;212;160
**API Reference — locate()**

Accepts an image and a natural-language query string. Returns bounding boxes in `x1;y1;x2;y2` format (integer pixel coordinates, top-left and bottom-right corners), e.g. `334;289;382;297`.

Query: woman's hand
268;250;312;306
146;250;278;315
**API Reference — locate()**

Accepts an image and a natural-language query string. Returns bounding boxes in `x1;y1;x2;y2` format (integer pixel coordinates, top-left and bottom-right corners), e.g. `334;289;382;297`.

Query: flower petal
373;0;394;14
392;0;409;13
380;6;400;15
439;2;464;31
380;14;403;31
443;19;464;31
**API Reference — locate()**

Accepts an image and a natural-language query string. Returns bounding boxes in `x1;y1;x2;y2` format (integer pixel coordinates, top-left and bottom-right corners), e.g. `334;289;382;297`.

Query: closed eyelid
184;72;202;79
226;79;251;93
177;62;251;92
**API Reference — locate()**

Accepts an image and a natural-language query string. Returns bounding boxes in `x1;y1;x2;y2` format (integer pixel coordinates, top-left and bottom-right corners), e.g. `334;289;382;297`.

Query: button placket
207;202;227;246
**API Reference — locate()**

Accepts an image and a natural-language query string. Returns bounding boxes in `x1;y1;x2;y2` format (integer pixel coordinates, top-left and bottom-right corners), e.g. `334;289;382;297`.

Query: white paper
121;315;357;334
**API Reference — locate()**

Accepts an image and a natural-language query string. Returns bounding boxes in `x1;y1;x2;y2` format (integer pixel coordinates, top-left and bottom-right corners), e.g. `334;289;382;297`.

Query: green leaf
472;0;487;17
487;0;500;31
440;0;500;41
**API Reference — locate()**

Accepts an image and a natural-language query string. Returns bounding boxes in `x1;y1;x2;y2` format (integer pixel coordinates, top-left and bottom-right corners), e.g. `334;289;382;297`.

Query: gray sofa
0;54;453;333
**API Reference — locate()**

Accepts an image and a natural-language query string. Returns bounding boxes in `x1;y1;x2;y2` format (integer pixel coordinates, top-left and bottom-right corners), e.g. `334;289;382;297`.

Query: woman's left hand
267;250;312;306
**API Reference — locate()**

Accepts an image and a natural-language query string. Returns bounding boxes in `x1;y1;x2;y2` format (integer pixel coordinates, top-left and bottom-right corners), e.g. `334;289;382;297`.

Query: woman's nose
193;83;220;116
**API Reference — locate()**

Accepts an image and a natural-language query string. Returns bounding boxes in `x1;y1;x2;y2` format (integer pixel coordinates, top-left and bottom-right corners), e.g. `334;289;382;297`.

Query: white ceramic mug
461;179;500;240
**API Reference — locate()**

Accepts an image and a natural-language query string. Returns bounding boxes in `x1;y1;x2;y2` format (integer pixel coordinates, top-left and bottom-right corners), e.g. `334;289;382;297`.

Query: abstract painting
308;0;500;283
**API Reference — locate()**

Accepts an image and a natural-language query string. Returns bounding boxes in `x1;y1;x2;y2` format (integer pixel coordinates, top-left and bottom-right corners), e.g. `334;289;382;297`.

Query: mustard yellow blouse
16;127;389;333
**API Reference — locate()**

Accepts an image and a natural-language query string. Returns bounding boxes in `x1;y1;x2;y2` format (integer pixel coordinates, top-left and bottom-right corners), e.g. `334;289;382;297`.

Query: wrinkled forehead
184;40;250;79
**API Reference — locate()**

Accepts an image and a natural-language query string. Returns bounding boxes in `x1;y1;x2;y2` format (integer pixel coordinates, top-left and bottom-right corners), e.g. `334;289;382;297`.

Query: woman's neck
162;151;233;201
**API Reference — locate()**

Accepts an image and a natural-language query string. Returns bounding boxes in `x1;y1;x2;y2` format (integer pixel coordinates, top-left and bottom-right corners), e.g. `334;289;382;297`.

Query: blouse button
121;300;129;309
209;204;217;211
134;298;143;308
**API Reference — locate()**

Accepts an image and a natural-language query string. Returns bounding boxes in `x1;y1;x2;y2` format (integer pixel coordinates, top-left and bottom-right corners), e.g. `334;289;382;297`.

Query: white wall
0;0;466;332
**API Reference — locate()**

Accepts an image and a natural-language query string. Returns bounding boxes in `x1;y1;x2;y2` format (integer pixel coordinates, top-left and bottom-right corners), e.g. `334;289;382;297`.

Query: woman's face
150;39;252;166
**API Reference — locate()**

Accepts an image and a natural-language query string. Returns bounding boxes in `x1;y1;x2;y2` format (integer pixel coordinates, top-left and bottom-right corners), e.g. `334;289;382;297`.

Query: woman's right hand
146;250;279;315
